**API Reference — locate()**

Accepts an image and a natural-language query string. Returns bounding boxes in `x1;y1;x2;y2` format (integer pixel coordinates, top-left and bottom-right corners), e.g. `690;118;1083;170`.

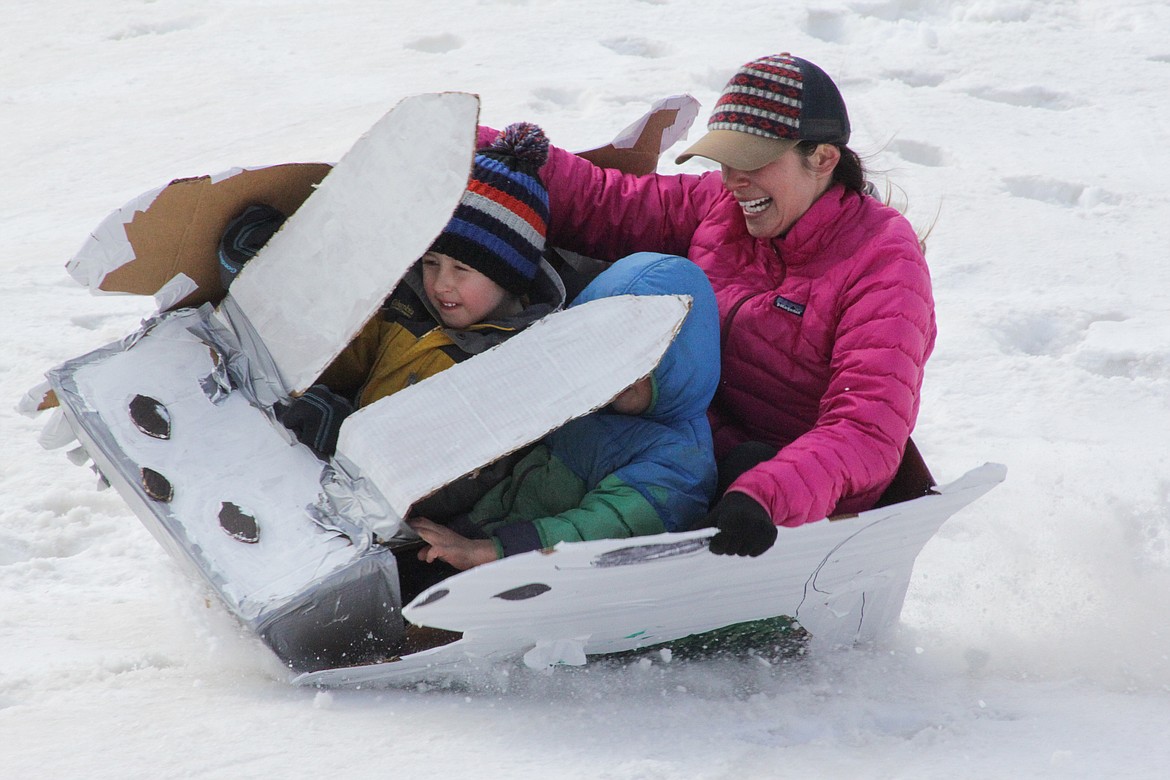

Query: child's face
609;375;654;416
421;252;517;329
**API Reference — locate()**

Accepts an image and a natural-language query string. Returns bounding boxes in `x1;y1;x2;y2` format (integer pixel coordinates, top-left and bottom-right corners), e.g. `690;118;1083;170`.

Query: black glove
218;204;286;289
276;385;354;459
700;492;777;557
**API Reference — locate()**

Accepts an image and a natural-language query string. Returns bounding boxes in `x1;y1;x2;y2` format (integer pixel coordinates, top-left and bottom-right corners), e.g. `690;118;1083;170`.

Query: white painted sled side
294;462;1005;688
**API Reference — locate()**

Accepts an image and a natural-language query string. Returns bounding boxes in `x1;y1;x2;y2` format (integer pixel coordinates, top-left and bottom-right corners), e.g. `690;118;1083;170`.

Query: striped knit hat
429;122;550;296
676;54;850;170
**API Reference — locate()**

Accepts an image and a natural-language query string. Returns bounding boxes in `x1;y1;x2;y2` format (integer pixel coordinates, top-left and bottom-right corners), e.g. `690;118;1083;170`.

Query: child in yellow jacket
219;123;565;465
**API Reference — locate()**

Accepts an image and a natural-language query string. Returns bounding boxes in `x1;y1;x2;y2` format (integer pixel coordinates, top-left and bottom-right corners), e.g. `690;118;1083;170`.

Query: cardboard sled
295;461;1004;688
40;94;703;673
46;292;691;674
40;92;1002;682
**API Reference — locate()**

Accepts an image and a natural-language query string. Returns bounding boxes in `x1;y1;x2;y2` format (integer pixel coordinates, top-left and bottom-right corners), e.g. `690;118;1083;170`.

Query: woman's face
720;144;839;239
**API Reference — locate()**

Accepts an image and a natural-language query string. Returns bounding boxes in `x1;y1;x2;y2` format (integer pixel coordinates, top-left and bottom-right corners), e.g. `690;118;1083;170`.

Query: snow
2;0;1169;776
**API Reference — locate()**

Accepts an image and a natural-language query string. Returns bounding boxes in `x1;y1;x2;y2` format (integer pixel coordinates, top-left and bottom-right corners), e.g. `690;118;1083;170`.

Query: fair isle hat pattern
429;122;550;296
676;54;851;171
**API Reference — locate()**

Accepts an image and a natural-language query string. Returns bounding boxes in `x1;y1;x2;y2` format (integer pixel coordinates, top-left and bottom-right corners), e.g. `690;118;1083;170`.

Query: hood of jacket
570;252;720;424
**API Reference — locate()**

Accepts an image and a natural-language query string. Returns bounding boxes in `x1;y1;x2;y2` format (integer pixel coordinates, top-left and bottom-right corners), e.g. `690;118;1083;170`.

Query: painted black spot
140;467;173;502
412;588;449;608
219;502;259;544
493;583;551;601
591;538;709;567
129;394;171;439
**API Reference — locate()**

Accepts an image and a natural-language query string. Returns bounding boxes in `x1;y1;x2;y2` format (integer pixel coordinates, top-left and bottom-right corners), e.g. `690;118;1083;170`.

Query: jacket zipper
722;245;788;355
721;293;754;357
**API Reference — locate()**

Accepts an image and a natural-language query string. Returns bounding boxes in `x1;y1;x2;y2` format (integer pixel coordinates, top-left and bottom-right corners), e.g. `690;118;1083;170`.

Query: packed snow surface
3;1;1169;777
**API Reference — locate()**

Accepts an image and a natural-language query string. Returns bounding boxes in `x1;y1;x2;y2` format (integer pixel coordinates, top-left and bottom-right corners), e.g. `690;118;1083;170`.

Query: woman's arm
478;125;716;262
731;235;936;526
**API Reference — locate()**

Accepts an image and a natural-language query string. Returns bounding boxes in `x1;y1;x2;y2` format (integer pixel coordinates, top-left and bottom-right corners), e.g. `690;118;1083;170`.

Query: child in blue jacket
409;251;721;571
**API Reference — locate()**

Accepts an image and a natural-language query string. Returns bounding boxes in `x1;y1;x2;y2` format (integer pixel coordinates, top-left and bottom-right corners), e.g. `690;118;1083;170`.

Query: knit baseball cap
429;122;550;296
676;54;851;170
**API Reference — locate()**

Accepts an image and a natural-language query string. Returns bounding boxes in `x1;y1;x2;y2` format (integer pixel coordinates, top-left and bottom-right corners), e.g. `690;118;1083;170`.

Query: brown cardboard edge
38;388;59;411
94;102;676;314
104;163;333;310
576;108;680;176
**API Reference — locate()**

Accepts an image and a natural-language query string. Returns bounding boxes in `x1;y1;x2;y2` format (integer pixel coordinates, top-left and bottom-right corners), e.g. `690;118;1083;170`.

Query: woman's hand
699;492;777;556
409;518;499;570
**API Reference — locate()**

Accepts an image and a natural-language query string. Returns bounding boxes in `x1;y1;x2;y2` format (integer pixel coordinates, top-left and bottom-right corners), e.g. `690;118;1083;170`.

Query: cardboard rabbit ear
67;163;332;311
64;95;701;313
32;97;703;416
576;95;700;175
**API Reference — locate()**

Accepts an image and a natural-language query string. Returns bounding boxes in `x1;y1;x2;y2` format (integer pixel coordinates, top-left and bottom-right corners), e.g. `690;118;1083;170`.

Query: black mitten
276;385;354;459
218;204;286;289
701;491;777;557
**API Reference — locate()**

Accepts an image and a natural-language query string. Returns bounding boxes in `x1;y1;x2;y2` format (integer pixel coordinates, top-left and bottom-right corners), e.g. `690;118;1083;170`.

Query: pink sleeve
476;125;499;147
478;125;714;261
731;233;937;526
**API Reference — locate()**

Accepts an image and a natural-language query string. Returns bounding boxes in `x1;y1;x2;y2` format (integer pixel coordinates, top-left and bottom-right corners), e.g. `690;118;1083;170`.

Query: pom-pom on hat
429;122;550;296
676;54;850;171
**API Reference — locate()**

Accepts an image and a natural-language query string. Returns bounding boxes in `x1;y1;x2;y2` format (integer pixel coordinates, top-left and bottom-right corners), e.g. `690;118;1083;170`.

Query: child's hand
276;385;354;458
410;518;499;570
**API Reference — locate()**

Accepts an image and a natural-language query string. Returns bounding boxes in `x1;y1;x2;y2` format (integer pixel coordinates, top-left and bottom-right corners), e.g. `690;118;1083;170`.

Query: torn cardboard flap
577;95;700;175
68;163;332;311
17;380;59;414
63;93;698;321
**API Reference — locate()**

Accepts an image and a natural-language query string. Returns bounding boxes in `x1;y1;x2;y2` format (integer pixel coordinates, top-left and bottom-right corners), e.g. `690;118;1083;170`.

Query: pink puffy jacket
480;127;936;526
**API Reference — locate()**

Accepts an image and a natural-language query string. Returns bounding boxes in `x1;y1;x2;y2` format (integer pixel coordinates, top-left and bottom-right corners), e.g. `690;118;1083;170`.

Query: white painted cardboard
608;95;701;152
49;311;353;613
44;291;693;672
225;92;478;395
295;462;1005;688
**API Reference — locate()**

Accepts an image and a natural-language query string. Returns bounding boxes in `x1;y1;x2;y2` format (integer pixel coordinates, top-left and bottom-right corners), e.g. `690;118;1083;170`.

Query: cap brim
675;130;796;170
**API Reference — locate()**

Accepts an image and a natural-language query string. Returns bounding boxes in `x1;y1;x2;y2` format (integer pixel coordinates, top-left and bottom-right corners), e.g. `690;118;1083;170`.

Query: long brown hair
795;140;935;253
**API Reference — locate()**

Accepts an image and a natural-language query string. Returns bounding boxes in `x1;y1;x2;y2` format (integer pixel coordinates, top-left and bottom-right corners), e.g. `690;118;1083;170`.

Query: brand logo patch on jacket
773;295;806;316
385;297;418;320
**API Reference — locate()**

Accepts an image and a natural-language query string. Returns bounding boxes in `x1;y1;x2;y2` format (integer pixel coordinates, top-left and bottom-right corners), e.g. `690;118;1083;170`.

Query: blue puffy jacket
464;252;721;556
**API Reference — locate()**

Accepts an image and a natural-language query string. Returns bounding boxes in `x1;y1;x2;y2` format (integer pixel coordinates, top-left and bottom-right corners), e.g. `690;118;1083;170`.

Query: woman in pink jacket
483;53;935;557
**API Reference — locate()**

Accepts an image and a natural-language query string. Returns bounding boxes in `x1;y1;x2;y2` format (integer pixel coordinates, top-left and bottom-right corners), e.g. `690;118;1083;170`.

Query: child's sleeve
314;316;381;398
490;473;667;558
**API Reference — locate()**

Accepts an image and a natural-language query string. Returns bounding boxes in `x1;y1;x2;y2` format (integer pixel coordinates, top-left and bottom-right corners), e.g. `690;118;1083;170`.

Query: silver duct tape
320;457;410;545
199;352;234;406
189;297;289;409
